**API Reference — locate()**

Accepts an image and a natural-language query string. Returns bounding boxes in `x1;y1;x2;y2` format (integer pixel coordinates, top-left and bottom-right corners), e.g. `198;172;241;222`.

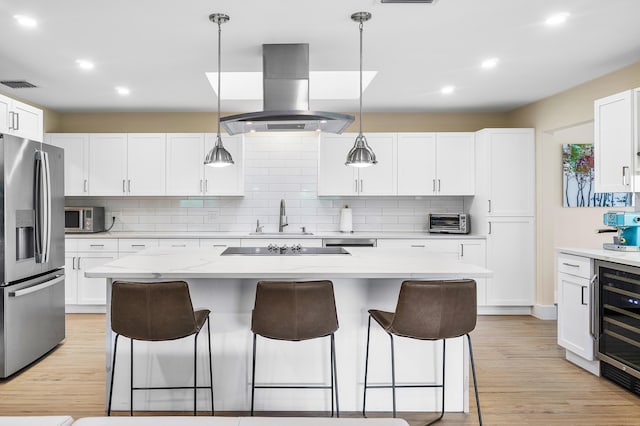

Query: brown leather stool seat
250;280;339;416
107;281;214;416
363;279;482;425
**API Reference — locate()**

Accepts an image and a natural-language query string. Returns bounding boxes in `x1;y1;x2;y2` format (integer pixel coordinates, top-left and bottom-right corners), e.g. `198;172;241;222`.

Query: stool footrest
255;385;332;389
131;386;213;391
365;384;443;389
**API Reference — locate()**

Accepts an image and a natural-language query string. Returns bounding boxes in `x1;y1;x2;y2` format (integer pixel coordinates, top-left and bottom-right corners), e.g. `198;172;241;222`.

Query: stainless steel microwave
64;207;105;233
428;213;469;234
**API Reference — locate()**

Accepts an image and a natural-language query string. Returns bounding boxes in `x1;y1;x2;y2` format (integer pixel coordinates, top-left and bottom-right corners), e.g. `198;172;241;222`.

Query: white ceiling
1;0;640;113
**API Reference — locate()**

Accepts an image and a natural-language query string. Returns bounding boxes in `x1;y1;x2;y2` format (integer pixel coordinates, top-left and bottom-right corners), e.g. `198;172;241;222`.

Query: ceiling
1;0;640;114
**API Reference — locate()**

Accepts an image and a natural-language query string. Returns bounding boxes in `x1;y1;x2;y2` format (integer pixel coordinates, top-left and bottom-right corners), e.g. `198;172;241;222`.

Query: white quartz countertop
557;247;640;268
85;246;493;280
66;231;486;240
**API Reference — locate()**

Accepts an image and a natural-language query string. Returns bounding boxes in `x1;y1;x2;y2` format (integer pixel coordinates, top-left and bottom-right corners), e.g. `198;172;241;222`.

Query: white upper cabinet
203;134;244;195
88;133;127;196
594;89;636;193
474;128;535;218
165;133;244;196
0;93;44;142
166;133;206;196
397;133;474;196
318;133;396;196
46;133;90;196
126;133;166;196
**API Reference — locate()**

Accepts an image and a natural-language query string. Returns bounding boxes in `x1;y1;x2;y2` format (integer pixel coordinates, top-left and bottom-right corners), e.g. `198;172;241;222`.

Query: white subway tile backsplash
69;134;467;234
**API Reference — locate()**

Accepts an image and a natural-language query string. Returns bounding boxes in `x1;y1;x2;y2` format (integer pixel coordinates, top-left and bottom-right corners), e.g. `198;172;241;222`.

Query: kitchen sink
248;232;314;236
221;246;348;256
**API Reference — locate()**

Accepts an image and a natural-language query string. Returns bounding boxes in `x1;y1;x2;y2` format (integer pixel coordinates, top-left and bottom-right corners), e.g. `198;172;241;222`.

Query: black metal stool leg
130;338;134;416
362;315;372;417
467;334;482;426
207;316;214;415
107;334;120;416
330;335;334;416
250;334;257;416
194;332;199;416
427;339;446;426
331;333;339;417
389;333;396;418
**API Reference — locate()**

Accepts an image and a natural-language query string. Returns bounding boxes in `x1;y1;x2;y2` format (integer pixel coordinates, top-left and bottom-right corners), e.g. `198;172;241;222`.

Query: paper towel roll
340;205;353;233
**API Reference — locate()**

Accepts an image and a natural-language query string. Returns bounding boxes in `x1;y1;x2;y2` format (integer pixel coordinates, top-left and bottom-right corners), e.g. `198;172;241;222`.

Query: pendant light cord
358;20;363;137
217;19;222;139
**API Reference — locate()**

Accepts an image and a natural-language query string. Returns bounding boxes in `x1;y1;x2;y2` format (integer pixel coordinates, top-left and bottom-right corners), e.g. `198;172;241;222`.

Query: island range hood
220;44;355;135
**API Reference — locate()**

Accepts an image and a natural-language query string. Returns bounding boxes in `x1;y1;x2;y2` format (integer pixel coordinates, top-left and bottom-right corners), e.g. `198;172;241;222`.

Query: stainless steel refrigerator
0;133;65;378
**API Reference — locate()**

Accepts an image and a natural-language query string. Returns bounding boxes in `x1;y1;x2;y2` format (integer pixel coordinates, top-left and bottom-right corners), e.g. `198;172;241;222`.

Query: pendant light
346;11;377;168
205;13;234;168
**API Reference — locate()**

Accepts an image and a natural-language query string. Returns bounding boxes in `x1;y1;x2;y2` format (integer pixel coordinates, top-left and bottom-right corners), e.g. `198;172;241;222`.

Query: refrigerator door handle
9;275;64;298
34;150;52;263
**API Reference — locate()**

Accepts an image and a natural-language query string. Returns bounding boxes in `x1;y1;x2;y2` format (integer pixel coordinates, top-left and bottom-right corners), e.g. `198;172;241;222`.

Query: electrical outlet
207;209;219;222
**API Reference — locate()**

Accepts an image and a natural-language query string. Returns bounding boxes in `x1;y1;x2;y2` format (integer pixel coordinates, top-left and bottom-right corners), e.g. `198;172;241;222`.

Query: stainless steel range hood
220;44;355;135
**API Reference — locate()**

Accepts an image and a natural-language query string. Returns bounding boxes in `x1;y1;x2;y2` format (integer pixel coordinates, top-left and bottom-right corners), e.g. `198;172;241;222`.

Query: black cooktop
220;246;350;256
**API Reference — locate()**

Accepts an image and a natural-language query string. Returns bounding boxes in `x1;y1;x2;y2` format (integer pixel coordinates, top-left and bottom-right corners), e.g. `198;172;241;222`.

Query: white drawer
557;253;592;279
158;239;199;248
118;238;159;252
75;238;118;252
199;239;241;248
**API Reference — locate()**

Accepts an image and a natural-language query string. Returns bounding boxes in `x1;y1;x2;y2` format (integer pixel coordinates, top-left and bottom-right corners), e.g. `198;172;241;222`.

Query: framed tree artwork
562;144;633;207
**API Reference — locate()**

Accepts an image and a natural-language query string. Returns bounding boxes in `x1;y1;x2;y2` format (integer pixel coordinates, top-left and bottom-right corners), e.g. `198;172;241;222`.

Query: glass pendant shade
205;135;234;168
345;134;377;167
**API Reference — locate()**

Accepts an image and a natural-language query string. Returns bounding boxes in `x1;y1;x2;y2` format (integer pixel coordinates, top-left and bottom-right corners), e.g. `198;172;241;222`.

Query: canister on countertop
339;205;353;233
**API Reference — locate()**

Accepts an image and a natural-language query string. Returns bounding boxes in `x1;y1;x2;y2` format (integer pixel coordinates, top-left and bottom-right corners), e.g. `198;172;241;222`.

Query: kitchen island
86;246;492;414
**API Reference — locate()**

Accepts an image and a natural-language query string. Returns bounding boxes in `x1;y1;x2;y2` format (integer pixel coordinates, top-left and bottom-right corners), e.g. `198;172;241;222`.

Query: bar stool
362;279;482;425
107;281;214;416
250;280;339;416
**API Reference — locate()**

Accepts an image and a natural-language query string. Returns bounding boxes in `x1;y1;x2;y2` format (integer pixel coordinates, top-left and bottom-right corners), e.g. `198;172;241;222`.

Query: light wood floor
1;314;639;425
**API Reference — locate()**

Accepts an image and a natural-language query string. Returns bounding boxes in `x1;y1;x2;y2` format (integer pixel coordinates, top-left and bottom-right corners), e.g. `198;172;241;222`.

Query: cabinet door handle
8;111;14;130
122;180;126;193
590;274;597;337
488;200;492;213
460;243;464;258
83;179;88;193
89;244;105;248
360;179;364;193
127;179;131;193
77;257;81;270
205;180;208;193
623;166;630;186
581;286;588;306
131;244;146;248
410;244;425;248
355;179;358;193
488;221;492;235
437;179;441;192
14;112;19;130
200;179;203;193
562;262;580;268
432;179;436;193
72;256;76;270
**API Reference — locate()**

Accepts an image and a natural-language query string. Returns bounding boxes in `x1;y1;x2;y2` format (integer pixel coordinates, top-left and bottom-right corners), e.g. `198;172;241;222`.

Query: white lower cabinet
65;238;117;308
240;238;323;247
376;238;487;305
556;252;598;375
485;217;535;306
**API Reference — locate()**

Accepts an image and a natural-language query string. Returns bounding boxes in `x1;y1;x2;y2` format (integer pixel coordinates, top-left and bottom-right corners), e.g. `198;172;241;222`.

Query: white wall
66;134;465;233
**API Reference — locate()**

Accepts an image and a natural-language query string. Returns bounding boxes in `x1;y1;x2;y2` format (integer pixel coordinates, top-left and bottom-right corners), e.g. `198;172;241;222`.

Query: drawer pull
562;262;580;268
171;244;186;247
131;244;146;248
213;244;227;247
90;244;105;247
410;244;425;248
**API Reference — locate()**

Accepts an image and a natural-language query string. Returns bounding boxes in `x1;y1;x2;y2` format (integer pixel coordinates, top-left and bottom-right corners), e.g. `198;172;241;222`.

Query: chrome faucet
279;199;288;232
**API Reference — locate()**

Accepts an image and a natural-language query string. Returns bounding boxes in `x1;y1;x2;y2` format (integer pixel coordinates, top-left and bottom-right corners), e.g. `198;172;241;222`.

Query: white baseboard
566;350;600;376
478;306;532;315
66;305;106;314
532;304;557;320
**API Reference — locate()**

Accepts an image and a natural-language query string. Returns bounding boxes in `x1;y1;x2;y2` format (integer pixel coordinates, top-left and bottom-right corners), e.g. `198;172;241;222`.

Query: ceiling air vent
1;80;37;89
381;0;438;3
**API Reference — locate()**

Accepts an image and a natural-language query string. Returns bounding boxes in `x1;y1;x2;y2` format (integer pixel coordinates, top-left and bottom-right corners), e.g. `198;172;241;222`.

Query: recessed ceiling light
75;59;94;70
205;71;377;100
115;86;130;96
481;58;499;69
441;85;455;95
13;14;37;28
545;12;570;26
